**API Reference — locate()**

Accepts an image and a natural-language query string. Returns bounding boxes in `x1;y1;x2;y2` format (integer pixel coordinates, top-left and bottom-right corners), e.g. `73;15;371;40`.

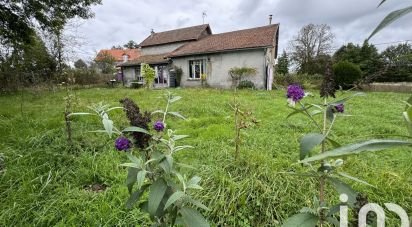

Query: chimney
269;14;273;25
150;29;155;37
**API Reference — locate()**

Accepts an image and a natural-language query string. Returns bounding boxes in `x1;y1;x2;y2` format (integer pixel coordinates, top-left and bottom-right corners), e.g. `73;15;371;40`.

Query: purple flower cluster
153;121;165;132
115;136;131;151
334;104;345;113
287;84;305;102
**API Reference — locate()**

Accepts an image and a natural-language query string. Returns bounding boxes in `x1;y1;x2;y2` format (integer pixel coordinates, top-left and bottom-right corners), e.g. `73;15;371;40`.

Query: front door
155;65;168;87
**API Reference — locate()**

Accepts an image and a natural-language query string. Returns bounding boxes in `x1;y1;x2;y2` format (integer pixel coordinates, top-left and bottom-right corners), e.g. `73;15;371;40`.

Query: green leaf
152;110;164;115
326;105;335;122
136;170;146;189
300;133;325;160
329;92;365;105
368;6;412;40
338;172;375;188
172;135;189;141
164;191;185;210
106;107;124;112
102;116;114;137
187;176;201;187
122;126;150;135
180;207;209;227
126;167;138;193
300;139;412;163
378;0;386;7
282;212;319;227
126;153;143;168
165;154;173;169
328;177;358;207
184;195;210;211
148;179;168;216
174;171;186;191
169;96;182;103
326;137;341;148
173;145;194;153
120;163;141;168
67;112;95;117
168;112;186;120
126;185;149;209
286;105;313;119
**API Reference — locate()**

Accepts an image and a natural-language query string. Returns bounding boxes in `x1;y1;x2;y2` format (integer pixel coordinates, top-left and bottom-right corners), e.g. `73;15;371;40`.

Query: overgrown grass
0;87;410;226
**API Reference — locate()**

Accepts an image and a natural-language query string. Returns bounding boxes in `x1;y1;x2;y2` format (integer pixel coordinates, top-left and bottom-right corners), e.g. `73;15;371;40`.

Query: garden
0;86;411;226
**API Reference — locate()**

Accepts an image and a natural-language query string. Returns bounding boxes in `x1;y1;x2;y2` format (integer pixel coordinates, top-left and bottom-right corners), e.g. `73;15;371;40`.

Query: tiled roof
169;24;279;57
118;54;169;67
95;49;140;62
139;24;211;47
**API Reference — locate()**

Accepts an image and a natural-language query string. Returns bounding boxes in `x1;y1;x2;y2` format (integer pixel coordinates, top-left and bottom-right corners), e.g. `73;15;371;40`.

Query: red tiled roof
95;49;141;62
118;54;169;67
169;24;279;57
139;24;211;47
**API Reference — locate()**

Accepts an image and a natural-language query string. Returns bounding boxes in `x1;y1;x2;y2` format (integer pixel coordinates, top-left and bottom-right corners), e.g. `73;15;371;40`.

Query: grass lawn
0;87;411;226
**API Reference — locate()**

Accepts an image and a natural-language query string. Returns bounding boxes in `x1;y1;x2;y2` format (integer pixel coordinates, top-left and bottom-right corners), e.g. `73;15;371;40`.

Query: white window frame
189;60;204;79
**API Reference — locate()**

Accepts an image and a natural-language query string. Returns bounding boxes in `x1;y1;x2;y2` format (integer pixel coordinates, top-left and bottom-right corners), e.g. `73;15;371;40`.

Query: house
119;23;279;90
95;49;141;65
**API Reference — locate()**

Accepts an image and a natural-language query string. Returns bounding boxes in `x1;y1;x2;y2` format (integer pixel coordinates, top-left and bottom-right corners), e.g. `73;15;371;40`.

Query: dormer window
122;54;129;62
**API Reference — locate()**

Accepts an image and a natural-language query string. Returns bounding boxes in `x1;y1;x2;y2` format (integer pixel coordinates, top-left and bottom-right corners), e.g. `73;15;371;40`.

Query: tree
333;41;382;79
290;24;335;74
333;60;362;88
74;59;88;69
0;0;102;49
276;51;289;75
123;40;139;49
111;45;123;50
379;43;412;82
95;51;115;74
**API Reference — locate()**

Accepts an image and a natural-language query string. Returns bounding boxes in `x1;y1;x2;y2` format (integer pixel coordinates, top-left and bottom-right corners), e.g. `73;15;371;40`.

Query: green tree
95;52;115;74
74;59;88;69
333;60;362;88
333;41;382;78
0;33;56;87
380;43;412;82
276;51;289;75
123;40;139;49
0;0;102;49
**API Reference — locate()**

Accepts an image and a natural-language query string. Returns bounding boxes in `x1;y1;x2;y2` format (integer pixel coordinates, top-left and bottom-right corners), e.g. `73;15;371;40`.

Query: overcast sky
72;0;412;61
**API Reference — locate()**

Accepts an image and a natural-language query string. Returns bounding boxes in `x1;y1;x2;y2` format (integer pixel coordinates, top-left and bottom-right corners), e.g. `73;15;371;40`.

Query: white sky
70;0;412;62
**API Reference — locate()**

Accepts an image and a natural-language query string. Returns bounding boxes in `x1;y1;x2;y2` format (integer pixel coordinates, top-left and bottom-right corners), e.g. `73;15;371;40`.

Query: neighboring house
119;23;279;90
95;49;141;65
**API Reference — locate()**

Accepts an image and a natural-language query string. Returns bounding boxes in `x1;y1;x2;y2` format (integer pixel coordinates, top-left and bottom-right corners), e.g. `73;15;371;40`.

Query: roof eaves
169;45;274;58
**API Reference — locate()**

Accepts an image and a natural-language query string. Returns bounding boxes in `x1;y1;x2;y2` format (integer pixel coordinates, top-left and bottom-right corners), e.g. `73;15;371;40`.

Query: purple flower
334;104;345;113
153;121;165;132
287;84;305;102
115;136;131;151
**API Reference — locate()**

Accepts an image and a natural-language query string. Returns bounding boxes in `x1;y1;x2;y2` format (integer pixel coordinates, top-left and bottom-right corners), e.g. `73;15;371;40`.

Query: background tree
123;40;139;49
111;45;123;50
276;51;289;75
0;0;101;50
74;59;88;69
333;41;382;80
379;43;412;82
290;24;335;74
333;60;362;88
95;52;115;74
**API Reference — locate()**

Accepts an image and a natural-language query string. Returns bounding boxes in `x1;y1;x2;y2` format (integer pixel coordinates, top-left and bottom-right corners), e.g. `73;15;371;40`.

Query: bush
237;80;255;89
274;73;322;89
333;60;362;88
130;80;143;89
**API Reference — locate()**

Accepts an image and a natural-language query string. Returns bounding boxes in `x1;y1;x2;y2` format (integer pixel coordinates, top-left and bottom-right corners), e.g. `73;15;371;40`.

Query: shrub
141;63;155;89
237;80;255;89
229;67;257;88
274;73;322;89
333;60;362;88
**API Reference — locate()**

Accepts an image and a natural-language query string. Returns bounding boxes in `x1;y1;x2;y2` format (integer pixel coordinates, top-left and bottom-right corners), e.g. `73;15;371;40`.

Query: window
189;60;205;79
135;68;143;82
